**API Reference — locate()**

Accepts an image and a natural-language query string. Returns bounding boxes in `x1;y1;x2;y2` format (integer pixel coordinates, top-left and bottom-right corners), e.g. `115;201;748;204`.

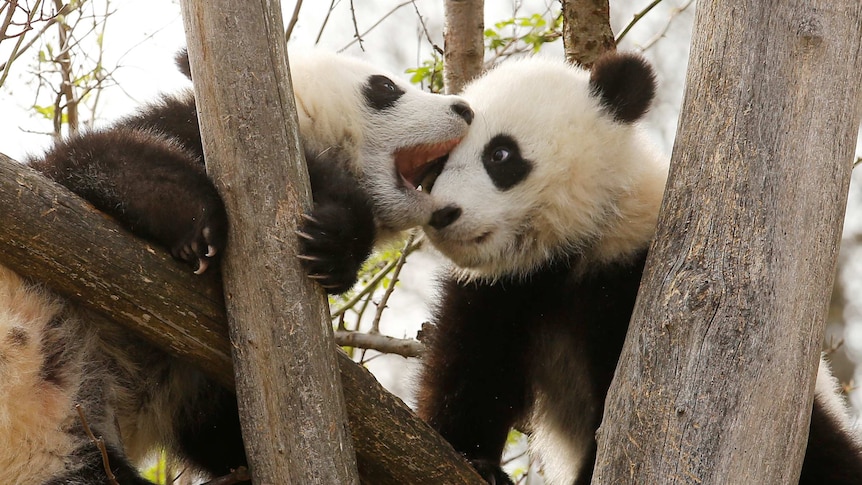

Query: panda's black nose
429;205;462;230
451;102;474;125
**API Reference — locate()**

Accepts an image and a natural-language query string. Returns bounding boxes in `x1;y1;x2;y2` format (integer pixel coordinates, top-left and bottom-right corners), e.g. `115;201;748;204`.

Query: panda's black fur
417;52;862;485
0;49;471;484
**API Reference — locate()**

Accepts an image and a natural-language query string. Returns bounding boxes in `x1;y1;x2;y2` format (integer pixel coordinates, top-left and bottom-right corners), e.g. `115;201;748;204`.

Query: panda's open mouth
395;138;461;190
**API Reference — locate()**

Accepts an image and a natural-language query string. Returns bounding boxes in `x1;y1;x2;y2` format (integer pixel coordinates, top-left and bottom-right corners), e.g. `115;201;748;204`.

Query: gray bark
560;0;615;67
178;1;358;483
593;1;862;484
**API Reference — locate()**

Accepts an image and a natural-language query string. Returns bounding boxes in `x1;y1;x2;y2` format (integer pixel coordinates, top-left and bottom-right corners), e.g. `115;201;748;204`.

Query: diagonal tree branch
0;151;484;485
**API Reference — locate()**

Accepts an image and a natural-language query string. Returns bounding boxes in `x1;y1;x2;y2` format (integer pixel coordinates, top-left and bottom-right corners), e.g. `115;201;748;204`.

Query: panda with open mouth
0;49;471;484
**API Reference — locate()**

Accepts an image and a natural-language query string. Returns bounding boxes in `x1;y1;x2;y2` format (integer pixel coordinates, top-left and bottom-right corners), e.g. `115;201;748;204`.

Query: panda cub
417;53;862;485
0;51;471;484
31;49;473;290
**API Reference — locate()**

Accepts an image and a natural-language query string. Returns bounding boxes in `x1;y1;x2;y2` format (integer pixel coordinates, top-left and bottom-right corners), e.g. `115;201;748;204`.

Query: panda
416;52;862;485
0;50;472;484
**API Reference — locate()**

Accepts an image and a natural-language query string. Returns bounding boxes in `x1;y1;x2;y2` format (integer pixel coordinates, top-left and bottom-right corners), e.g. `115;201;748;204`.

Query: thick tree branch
0;152;484;484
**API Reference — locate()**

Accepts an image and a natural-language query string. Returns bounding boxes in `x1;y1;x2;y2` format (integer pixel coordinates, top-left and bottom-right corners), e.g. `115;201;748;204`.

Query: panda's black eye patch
482;134;532;191
364;74;405;111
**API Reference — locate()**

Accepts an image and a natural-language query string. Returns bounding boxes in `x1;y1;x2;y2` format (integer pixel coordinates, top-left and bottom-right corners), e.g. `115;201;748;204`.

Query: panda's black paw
297;202;375;295
169;204;228;275
469;460;514;485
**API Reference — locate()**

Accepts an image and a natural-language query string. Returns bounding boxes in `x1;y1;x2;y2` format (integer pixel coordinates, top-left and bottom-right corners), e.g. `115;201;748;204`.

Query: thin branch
615;0;663;44
284;0;302;41
0;0;46;87
330;236;424;319
335;330;424;358
339;0;414;52
636;0;694;52
412;0;441;55
348;0;363;50
75;404;120;485
314;0;336;45
370;230;417;334
0;0;19;41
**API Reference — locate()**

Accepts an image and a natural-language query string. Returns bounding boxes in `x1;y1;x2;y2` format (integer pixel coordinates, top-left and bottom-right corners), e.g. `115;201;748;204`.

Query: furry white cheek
424;222;503;269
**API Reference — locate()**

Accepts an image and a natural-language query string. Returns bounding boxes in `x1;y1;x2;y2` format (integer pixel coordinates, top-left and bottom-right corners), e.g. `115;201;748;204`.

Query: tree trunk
179;1;358;483
443;0;484;94
593;2;862;484
560;0;614;67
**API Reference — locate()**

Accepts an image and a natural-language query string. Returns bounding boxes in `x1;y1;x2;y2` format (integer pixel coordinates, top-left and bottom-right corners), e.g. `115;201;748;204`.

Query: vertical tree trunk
443;0;484;94
560;0;615;67
594;2;862;484
180;2;359;483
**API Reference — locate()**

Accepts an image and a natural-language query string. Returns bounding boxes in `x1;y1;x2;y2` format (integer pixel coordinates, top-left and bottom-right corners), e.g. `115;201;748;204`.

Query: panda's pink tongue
395;138;461;188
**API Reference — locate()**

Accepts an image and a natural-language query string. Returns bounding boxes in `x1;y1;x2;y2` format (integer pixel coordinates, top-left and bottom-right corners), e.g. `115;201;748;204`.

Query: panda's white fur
427;56;667;281
418;54;862;485
289;49;469;233
1;50;472;484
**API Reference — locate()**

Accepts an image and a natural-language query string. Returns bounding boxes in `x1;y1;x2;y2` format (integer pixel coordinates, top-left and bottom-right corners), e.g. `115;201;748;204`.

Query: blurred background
2;1;860;482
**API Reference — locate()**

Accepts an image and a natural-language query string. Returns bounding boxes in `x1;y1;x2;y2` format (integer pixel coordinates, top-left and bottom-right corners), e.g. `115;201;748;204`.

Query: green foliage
406;11;562;91
405;56;444;93
484;13;563;54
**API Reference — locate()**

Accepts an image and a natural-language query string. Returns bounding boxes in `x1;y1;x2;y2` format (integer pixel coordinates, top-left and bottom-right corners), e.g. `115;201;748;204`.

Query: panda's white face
424;55;668;280
288;50;473;233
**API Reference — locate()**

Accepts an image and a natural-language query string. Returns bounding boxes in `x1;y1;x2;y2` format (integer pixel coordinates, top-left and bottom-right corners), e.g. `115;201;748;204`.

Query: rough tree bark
0;152;485;484
560;0;614;67
443;0;484;94
178;1;358;483
593;2;862;484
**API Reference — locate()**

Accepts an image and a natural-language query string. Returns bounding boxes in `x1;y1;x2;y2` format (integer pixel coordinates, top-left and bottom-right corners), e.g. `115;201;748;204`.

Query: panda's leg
297;150;376;294
416;278;531;485
799;357;862;485
173;383;249;482
28;128;227;273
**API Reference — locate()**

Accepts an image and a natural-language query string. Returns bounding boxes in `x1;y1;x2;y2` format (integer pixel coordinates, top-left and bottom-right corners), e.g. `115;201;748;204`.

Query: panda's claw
296;254;322;262
194;259;209;275
306;274;328;281
301;213;321;225
295;230;315;241
206;245;217;257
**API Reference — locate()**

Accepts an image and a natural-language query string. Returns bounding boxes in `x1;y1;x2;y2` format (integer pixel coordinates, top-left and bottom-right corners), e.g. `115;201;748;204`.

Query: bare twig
370;230;417;334
335;330;424;358
636;0;694;52
314;0;336;45
0;0;48;87
615;0;663;44
330;236;424;319
74;404;119;485
284;0;302;41
412;0;442;55
339;0;414;52
348;0;363;50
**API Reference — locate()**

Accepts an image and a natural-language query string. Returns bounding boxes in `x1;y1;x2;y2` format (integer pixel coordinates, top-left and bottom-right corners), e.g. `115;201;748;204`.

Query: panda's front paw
170;205;228;275
469;459;514;485
297;202;375;295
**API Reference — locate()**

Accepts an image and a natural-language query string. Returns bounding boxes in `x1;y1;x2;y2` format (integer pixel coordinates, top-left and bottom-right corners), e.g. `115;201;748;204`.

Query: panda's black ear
589;51;656;123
